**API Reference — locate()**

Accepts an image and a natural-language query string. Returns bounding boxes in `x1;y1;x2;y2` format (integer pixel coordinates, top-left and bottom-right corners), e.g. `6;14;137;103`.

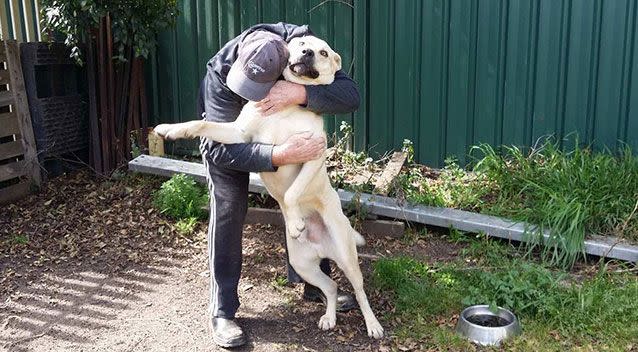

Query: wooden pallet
0;40;40;205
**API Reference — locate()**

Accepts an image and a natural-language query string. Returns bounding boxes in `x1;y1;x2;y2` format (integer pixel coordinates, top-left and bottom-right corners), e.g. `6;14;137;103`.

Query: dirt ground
0;171;464;352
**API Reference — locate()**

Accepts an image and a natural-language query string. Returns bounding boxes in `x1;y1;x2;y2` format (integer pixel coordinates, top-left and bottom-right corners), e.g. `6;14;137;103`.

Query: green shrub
153;174;208;220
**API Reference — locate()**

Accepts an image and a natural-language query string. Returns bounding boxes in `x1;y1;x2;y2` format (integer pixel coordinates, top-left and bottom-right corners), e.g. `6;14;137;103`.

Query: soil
0;170;466;352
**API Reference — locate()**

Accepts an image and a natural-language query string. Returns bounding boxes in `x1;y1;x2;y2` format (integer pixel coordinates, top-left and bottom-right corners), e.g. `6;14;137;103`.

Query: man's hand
272;132;325;166
256;81;307;116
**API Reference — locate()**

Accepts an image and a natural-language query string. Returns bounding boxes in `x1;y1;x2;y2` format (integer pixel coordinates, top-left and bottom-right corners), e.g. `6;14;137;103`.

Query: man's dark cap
227;31;290;101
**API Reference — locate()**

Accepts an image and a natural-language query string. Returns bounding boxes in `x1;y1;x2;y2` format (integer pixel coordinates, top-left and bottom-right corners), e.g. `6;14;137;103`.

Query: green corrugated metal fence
0;0;41;42
149;0;638;167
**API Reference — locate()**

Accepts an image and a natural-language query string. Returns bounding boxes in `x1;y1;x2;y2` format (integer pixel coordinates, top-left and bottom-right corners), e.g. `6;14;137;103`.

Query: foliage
271;275;288;288
13;234;29;245
40;0;178;64
462;261;565;316
153;174;208;220
472;140;638;267
175;217;198;235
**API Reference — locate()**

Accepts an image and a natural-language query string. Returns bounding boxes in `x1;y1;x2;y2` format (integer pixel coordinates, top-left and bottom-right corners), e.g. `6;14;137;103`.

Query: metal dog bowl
455;305;521;346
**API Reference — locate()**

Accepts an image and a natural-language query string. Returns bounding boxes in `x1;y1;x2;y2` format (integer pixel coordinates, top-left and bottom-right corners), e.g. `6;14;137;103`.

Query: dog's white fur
154;36;383;339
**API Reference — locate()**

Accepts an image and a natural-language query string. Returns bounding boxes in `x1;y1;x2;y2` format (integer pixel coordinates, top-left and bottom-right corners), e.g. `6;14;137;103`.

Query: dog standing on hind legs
154;35;383;339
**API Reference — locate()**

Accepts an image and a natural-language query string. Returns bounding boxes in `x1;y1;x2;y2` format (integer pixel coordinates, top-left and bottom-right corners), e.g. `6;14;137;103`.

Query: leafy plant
344;192;370;230
40;0;178;63
462;261;565;315
271;275;288;288
153;174;208;220
175;217;198;235
13;234;29;245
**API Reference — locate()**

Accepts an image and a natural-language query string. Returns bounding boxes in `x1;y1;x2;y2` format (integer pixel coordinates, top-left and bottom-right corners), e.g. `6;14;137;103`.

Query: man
199;23;360;348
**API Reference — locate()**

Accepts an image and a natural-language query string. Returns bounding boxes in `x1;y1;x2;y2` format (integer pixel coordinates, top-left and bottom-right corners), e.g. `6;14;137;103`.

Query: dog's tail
353;230;366;247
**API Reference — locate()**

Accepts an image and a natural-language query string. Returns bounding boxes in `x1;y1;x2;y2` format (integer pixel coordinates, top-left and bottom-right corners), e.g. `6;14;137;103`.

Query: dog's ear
332;52;342;71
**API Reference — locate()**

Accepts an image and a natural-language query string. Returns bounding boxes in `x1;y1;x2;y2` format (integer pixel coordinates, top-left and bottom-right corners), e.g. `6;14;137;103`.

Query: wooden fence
0;40;40;204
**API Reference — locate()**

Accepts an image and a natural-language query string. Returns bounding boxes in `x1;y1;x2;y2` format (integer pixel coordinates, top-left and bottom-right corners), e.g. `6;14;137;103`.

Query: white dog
154;36;383;339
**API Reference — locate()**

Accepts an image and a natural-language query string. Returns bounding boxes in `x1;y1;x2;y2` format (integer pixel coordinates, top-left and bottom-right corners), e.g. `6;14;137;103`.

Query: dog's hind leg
283;158;325;239
317;191;383;338
289;256;338;330
336;253;384;339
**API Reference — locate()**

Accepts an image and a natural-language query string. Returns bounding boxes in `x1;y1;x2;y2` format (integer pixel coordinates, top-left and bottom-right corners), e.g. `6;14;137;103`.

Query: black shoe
209;317;246;348
303;284;358;312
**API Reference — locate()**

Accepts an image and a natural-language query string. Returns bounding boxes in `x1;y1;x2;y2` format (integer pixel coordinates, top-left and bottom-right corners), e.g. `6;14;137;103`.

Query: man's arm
304;70;360;115
255;70;360;116
201;75;325;171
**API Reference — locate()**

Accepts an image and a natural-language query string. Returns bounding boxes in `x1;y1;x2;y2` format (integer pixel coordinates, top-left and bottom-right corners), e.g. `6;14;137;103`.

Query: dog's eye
299;41;305;46
319;50;328;57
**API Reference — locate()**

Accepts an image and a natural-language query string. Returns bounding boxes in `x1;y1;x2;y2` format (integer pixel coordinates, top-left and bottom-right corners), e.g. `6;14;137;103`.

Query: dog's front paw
154;123;190;140
318;314;336;330
154;124;177;140
366;319;384;339
287;218;306;239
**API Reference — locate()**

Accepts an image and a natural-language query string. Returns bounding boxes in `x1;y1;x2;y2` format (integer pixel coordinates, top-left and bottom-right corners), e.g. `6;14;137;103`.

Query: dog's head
282;36;342;86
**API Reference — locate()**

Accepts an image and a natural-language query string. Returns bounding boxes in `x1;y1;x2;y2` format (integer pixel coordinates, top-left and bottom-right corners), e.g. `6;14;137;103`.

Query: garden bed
129;154;638;264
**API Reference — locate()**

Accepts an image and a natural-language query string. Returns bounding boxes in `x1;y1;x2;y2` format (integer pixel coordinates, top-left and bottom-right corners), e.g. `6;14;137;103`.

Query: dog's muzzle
289;54;319;79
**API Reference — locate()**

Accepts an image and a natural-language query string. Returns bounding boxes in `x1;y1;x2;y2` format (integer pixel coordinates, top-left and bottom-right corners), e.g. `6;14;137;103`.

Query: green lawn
373;232;638;351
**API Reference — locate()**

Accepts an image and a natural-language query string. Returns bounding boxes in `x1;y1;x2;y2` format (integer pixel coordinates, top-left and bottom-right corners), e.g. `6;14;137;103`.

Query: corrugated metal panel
0;0;40;42
149;0;638;167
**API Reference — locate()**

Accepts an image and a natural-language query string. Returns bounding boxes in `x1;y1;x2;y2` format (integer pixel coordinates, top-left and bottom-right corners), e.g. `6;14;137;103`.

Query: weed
130;133;142;158
402;139;415;164
153;174;208;220
110;169;127;181
328;122;383;193
271;275;288;288
175;217;198;235
373;257;463;316
13;234;29;245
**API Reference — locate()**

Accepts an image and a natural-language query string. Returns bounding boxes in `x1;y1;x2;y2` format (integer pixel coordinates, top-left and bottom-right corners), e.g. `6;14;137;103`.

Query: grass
373;234;638;351
472;141;638;267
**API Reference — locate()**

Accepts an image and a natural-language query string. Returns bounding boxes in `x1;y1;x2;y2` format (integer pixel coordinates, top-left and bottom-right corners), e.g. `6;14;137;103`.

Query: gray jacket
200;22;360;173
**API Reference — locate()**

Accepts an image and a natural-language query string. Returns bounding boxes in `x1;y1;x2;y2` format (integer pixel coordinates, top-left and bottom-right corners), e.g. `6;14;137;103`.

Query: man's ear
332;52;342;71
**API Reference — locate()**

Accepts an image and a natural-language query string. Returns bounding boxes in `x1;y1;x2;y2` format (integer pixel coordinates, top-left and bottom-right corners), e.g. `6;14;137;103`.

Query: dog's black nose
302;49;314;57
